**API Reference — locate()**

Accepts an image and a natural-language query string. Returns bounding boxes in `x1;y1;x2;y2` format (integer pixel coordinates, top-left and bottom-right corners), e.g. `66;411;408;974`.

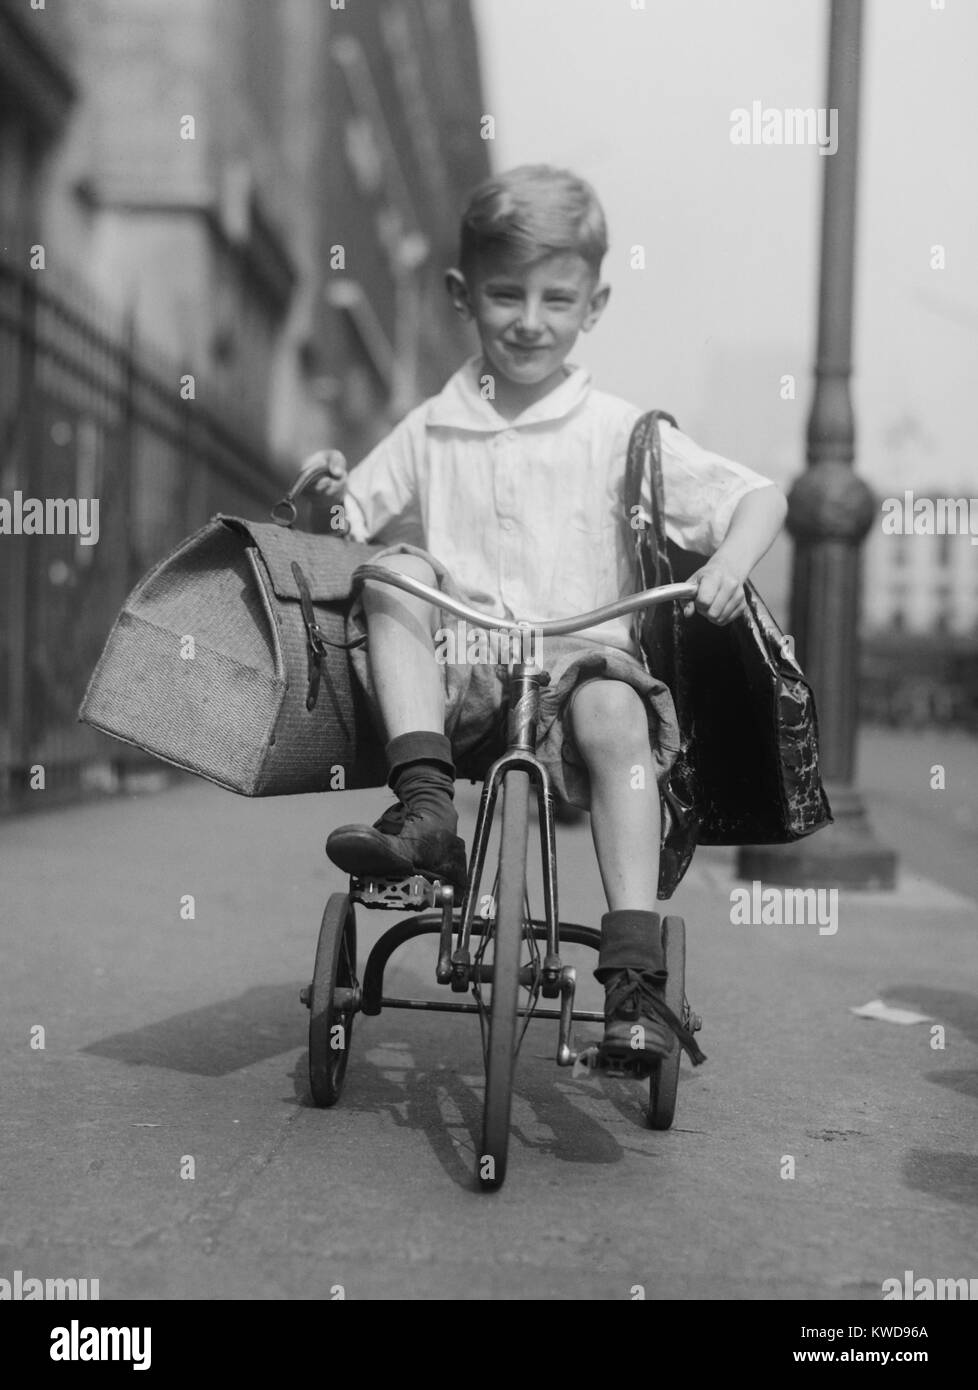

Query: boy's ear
445;268;473;321
581;281;611;332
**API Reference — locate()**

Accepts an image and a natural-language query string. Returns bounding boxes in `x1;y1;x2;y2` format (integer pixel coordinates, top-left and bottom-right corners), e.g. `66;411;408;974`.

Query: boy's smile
446;252;609;418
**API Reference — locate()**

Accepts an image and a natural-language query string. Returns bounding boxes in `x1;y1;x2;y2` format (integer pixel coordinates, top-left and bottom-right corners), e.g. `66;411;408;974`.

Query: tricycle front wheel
478;770;530;1191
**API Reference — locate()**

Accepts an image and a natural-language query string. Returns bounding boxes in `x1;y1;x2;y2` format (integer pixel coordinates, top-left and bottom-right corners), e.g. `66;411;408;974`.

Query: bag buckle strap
292;561;328;710
290;561;369;712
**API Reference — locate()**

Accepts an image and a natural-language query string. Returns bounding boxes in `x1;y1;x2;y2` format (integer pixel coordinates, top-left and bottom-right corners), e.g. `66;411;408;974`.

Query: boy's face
446;251;609;399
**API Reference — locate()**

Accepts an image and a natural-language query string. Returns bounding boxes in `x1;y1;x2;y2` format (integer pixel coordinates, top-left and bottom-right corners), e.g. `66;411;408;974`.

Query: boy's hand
682;484;786;624
305;449;348;500
684;561;748;626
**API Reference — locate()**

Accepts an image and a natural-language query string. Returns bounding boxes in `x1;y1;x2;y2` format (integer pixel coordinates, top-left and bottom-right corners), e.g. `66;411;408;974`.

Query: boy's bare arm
687;484;788;626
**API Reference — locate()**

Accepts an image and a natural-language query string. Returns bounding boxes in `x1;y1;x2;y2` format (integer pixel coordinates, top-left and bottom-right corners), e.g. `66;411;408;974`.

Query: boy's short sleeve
649;420;777;556
342;411;424;545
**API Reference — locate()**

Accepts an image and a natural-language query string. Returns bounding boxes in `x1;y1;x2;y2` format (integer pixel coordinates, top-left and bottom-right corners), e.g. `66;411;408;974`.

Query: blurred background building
0;0;488;809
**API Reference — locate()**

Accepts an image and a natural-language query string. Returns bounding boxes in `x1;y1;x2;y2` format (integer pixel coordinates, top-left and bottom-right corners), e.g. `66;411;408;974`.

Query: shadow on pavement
902;1150;978;1208
880;985;978;1207
883;982;978;1104
82;978;685;1190
290;1047;637;1191
925;1070;978;1099
83;984;306;1075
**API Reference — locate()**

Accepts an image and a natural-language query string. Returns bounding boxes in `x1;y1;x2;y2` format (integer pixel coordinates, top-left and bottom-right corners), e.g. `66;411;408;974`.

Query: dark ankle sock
386;731;454;781
385;732;457;832
595;909;666;983
391;761;457;830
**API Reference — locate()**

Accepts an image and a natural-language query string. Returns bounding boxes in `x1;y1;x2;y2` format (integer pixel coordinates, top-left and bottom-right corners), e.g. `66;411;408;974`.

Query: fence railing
0;254;279;812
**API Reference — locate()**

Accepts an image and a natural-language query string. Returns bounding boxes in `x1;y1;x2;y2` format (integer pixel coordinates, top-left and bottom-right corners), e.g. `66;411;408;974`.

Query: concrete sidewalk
1;772;976;1300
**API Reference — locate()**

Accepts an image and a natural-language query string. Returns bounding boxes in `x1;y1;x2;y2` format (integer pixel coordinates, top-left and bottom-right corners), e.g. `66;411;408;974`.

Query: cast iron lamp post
738;0;897;888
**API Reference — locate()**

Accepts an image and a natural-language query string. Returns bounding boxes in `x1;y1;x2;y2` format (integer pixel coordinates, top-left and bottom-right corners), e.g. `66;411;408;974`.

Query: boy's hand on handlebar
684;561;748;626
306;450;348;500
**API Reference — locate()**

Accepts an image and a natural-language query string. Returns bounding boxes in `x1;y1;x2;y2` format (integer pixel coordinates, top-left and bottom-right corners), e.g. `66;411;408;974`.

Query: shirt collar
426;355;592;432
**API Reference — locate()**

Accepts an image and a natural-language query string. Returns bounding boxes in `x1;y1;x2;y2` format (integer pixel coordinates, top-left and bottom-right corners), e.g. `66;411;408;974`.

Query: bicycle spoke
523;888;539;960
513;887;541;1051
475;988;489;1064
471;782;542;1082
472;901;492;1064
471;856;504;1067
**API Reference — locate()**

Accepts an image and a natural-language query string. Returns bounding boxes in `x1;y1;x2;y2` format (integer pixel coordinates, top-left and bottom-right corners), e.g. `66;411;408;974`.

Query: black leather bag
625;411;833;898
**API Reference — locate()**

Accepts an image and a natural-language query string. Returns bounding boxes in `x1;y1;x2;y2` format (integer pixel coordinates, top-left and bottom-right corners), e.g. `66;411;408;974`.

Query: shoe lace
373;802;467;893
606;969;707;1067
373;801;407;835
374;802;451;835
605;967;653;1018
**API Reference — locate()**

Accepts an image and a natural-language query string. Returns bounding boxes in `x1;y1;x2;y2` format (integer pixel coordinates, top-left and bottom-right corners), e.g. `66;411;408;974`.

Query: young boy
314;166;786;1067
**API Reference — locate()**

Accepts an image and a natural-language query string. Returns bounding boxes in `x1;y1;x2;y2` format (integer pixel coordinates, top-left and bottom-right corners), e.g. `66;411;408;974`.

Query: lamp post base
735;785;897;890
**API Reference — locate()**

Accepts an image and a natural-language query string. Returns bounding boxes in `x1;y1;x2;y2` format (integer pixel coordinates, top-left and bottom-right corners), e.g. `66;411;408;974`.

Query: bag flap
216;516;380;602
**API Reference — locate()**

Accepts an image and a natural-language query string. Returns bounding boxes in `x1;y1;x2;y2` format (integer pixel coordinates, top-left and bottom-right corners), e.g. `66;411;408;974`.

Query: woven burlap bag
79;517;387;794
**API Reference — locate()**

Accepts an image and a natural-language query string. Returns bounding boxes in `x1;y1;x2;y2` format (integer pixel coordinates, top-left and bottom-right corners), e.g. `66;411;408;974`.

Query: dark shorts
347;543;680;810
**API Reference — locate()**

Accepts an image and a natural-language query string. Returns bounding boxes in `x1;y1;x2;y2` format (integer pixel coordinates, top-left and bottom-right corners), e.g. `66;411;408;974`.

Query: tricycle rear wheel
308;892;357;1107
647;915;685;1129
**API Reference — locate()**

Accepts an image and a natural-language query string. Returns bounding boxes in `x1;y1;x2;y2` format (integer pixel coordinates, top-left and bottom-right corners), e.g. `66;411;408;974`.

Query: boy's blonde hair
458;165;608;278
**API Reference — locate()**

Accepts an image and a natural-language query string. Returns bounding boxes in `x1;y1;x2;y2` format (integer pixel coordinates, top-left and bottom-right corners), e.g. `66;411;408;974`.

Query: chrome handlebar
351;563;698;637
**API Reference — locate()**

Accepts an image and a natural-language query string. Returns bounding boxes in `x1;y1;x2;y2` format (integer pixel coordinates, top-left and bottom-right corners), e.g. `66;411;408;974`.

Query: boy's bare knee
364;551;438;599
363;552;441;635
570;681;649;758
374;552;438;584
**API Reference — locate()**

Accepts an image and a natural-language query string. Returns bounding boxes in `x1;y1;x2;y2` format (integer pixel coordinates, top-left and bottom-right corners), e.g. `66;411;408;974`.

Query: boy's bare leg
567;680;660;910
567;679;676;1065
361;552;445;737
326;552;467;891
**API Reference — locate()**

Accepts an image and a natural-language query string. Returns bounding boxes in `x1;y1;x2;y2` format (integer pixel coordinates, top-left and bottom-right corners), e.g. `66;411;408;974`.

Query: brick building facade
3;0;489;470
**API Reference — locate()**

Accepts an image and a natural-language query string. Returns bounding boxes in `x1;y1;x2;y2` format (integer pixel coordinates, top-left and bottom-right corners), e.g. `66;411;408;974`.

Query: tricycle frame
353;662;602;1069
303;562;705;1185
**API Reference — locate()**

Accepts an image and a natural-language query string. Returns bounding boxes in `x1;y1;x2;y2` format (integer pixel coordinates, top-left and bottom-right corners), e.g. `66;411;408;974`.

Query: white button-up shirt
343;357;774;654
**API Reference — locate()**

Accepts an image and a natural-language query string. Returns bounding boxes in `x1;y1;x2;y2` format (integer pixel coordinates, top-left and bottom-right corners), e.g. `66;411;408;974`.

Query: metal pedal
570;1045;653;1081
350;874;453;911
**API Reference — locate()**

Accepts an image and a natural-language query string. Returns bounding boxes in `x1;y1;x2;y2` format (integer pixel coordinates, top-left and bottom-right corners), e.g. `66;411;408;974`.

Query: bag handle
271;451;348;528
625;410;678;647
